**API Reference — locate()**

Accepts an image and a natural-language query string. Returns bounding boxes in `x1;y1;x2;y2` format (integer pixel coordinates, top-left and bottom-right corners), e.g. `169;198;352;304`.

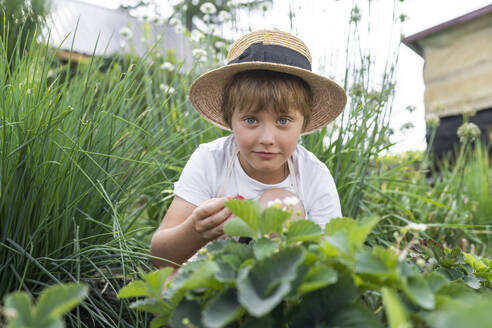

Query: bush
119;199;492;327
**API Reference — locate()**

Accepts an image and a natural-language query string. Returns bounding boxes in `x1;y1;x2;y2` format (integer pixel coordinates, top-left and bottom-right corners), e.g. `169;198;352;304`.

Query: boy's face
231;107;304;184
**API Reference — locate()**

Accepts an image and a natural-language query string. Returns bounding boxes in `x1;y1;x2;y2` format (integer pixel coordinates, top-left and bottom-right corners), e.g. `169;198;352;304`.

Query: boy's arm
150;195;232;268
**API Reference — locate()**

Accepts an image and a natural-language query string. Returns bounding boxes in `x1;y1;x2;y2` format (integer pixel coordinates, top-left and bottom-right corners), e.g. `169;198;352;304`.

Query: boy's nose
258;125;275;145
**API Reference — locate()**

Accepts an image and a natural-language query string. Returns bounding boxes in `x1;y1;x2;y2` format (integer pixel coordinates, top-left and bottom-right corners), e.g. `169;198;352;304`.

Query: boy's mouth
254;151;278;159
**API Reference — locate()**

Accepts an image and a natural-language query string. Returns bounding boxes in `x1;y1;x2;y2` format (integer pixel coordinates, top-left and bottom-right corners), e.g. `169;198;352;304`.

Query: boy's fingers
199;207;231;231
194;197;231;220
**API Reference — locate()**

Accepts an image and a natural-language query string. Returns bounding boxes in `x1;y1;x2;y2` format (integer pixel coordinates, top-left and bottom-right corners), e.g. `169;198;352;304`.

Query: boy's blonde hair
222;70;313;131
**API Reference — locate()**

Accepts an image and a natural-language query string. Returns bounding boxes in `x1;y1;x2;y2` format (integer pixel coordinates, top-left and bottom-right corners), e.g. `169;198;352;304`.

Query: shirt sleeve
305;164;342;228
173;145;215;206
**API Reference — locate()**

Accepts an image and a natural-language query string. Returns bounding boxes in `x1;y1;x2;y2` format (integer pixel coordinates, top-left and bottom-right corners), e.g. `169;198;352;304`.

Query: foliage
2;283;87;328
119;200;492;327
0;0;50;71
0;27;220;327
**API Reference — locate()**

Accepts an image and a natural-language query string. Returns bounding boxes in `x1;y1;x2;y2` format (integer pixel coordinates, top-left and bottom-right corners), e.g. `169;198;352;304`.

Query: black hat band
227;42;311;71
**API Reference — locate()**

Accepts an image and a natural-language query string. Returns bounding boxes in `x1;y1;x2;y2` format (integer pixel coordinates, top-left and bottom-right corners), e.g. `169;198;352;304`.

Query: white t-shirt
174;135;342;227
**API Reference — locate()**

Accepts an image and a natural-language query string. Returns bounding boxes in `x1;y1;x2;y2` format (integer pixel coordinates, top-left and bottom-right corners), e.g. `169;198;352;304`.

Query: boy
150;30;347;267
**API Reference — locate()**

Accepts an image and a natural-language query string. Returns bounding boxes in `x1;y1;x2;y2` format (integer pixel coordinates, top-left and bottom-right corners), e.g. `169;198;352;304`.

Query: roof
43;0;192;68
402;4;492;57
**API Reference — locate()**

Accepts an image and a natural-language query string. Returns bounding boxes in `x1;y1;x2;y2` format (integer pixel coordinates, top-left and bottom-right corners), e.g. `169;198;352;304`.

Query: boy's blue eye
244;117;257;124
277;118;289;125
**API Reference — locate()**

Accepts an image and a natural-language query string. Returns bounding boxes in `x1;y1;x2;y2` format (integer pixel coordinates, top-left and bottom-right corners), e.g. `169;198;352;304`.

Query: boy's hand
190;197;232;241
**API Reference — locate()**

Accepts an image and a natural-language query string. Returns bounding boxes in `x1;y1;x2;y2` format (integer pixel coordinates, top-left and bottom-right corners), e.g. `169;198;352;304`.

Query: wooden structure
43;0;192;69
403;4;492;159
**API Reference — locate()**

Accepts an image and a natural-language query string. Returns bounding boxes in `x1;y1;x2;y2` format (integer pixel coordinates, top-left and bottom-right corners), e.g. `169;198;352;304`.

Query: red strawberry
234;195;245;200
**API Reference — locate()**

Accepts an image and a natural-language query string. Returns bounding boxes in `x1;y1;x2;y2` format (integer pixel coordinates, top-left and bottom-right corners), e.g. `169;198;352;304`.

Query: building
43;0;192;69
403;4;492;159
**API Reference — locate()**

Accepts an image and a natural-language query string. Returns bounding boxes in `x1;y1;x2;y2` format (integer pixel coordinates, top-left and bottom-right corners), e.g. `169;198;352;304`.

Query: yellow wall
419;14;492;117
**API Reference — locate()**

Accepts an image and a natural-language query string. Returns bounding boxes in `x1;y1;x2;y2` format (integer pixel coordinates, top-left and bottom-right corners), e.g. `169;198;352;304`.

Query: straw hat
188;29;347;134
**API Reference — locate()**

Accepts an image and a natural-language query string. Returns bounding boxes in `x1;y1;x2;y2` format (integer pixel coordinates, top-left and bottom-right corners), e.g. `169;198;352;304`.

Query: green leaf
40;318;64;328
169;300;202;328
4;292;34;327
298;264;338;295
224;217;255;239
130;298;172;316
253;238;279;261
150;315;169;328
222;242;254;262
324;217;378;248
381;287;411;328
325;230;352;256
422;271;449;293
181;260;220;290
463;274;482;289
291;276;358;325
119;267;173;299
260;206;291;236
242;316;274;328
463;253;489;272
237;266;291;318
326;304;383;328
237;247;305;317
429;296;492;328
36;283;88;322
225;199;261;235
286;219;322;243
202;289;243;328
403;275;435;310
143;267;174;297
118;280;151;298
214;258;236;283
168;261;221;305
355;247;400;288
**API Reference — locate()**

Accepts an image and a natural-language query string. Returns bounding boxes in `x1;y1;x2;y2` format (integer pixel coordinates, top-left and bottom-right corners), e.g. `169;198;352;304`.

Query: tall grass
0;27;225;326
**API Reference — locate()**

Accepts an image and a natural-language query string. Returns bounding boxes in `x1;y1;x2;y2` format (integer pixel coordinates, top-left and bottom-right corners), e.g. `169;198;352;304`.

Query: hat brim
189;62;347;134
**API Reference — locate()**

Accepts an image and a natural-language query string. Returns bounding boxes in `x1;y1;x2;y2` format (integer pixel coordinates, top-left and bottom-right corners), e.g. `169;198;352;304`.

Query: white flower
200;2;217;14
215;41;226;48
462;107;477;118
407;222;427;232
218;10;231;21
169;17;181;26
405;105;416;113
425;113;440;128
192;0;200;5
399;122;414;132
192;48;207;61
174;23;185;34
160;61;175;71
457;122;481;143
202;14;211;22
190;30;204;42
119;27;133;38
283;196;299;206
267;198;282;208
159;84;176;94
432;103;444;113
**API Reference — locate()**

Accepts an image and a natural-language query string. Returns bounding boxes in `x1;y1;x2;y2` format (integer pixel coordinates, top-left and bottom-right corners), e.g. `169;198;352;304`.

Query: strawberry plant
119;199;492;327
2;283;87;328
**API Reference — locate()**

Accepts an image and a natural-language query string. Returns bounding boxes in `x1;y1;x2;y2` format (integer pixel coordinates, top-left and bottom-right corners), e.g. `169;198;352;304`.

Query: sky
82;0;492;153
